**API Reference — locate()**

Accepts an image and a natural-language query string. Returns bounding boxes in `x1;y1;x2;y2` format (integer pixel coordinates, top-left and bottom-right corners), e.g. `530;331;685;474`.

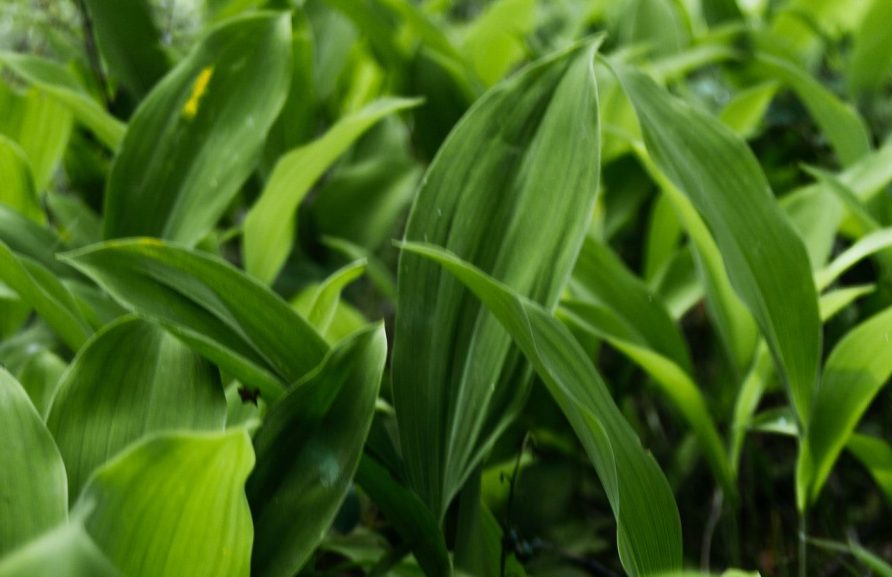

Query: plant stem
799;509;808;577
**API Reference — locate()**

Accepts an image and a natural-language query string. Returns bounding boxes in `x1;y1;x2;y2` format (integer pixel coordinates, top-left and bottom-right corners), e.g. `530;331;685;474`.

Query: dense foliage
2;0;892;576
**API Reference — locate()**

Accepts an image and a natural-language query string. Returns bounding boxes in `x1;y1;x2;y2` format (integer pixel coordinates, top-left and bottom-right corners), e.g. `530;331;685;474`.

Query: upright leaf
74;430;255;577
0;368;67;557
248;324;386;577
47;316;226;499
243;97;419;283
0;522;120;577
402;243;683;576
615;65;821;422
103;13;291;245
62;239;329;400
0;135;41;221
393;39;603;518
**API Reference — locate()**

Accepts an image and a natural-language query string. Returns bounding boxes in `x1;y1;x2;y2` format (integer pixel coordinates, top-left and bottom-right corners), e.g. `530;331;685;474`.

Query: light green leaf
0;368;67;557
393;39;603;519
82;0;170;96
0;522;120;577
248;324;386;577
0;52;124;149
103;12;292;245
243;97;420;284
402;242;682;576
0;82;73;191
292;259;366;336
800;305;892;504
62;239;328;401
47;316;226;499
719;82;778;138
15;348;67;418
459;0;536;85
819;284;874;322
0;205;71;276
74;429;255;577
848;0;892;95
0;241;92;351
816;228;892;291
616;64;821;422
0;134;41;222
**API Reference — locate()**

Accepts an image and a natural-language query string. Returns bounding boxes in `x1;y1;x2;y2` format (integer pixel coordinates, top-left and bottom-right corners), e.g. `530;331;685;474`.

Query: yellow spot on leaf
182;66;214;119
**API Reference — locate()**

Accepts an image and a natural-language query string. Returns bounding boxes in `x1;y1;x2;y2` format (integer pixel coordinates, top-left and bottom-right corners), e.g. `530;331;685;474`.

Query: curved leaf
62;239;328;401
247;323;386;577
0;368;67;557
74;429;255;577
0;134;41;221
47;316;226;499
103;12;291;245
616;64;821;422
244;97;420;284
402;242;682;576
393;39;603;518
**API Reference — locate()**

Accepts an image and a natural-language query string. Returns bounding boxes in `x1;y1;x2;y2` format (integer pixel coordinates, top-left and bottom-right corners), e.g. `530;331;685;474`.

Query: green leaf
0;52;124;149
82;0;170;96
47;316;226;499
816;228;892;291
292;259;366;336
755;53;871;166
799;305;892;503
393;39;604;519
0;82;73;191
0;368;67;557
0;134;41;222
570;236;692;372
560;299;735;498
74;429;255;577
103;12;292;245
62;239;329;401
0;241;92;351
0;522;120;577
247;323;386;577
615;64;821;422
847;433;892;505
355;455;452;577
719;82;778;139
401;242;683;576
243;97;420;284
459;0;536;86
15;348;67;418
0;205;71;276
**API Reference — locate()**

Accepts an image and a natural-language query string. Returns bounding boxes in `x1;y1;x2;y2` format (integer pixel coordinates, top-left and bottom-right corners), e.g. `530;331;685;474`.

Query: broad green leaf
355;455;452;577
560;300;734;498
0;522;120;577
74;429;255;577
0;368;67;557
799;305;892;504
847;433;892;505
0;82;72;190
0;52;124;149
292;259;366;336
616;64;821;422
393;39;603;519
45;193;103;248
402;242;683;576
47;316;226;499
103;12;291;245
0;134;41;221
247;324;386;577
0;241;92;351
848;0;892;95
755;53;871;166
62;239;328;400
243;97;420;284
643;192;683;282
82;0;170;96
570;236;692;372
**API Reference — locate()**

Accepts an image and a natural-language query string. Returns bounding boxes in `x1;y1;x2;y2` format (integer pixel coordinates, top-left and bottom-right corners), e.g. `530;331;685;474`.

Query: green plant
2;1;892;576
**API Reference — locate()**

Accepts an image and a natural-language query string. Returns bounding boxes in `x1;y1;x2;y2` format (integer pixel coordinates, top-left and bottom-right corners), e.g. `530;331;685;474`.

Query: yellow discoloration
182;66;214;119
